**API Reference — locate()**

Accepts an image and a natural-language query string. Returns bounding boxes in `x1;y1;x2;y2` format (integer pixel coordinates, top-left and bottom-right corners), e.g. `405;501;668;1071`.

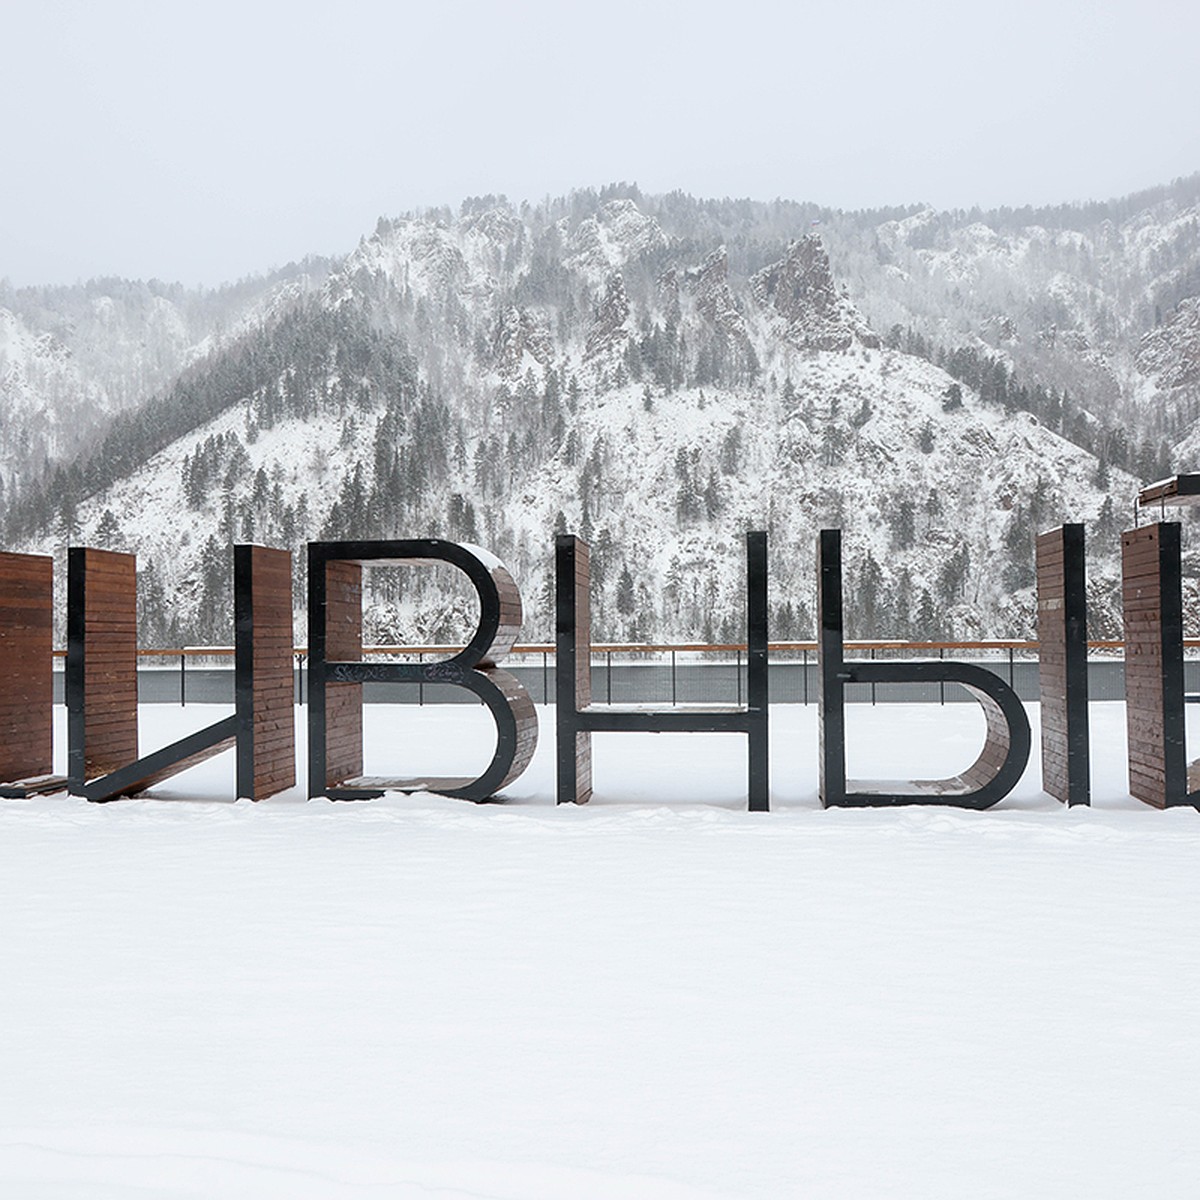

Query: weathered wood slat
73;549;139;779
0;552;54;787
324;561;364;787
1121;524;1199;807
1036;525;1089;805
236;545;296;800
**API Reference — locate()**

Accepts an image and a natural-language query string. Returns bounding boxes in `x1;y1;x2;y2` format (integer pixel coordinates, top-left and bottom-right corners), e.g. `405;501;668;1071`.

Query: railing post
607;649;612;705
180;651;186;707
939;646;945;705
1009;645;1015;688
803;646;809;705
418;651;424;706
870;646;876;706
737;648;742;706
543;650;548;704
671;648;677;706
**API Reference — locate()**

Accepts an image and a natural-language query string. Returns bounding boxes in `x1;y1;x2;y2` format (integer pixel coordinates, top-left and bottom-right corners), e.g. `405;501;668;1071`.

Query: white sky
3;0;1199;288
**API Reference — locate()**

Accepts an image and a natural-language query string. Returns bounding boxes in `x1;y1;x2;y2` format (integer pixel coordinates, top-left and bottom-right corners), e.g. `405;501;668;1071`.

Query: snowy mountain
0;263;334;501
10;180;1200;646
820;173;1200;452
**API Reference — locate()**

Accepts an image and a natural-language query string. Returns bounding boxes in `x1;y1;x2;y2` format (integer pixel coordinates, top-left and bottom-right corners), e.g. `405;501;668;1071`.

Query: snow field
3;703;1200;1197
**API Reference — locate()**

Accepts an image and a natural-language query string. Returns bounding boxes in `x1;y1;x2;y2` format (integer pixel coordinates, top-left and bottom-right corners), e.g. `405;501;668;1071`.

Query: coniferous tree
616;565;636;616
94;508;123;549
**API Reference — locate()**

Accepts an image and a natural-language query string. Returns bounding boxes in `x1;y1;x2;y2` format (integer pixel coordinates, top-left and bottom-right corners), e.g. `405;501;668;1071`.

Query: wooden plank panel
241;546;296;799
325;560;363;786
1037;526;1088;805
0;552;53;784
1122;524;1187;807
83;549;138;777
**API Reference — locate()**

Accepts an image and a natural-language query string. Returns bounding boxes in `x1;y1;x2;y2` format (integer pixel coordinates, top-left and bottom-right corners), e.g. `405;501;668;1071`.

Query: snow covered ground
4;702;1200;1198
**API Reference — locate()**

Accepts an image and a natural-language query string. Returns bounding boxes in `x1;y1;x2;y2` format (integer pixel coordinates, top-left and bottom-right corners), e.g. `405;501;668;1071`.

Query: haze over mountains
3;175;1200;646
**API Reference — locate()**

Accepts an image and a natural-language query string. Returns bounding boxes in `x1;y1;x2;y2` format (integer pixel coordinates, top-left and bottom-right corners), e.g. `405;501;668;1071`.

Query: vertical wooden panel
0;552;54;783
70;548;138;781
480;561;525;666
1122;523;1187;807
572;540;592;712
1036;524;1089;805
236;546;296;799
324;560;363;787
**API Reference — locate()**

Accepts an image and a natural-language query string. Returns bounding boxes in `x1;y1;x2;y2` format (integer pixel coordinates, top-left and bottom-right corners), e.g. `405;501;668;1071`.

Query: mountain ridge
6;179;1200;645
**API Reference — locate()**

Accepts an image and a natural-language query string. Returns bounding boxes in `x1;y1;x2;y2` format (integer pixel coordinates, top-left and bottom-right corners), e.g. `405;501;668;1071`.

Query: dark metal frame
555;530;769;810
306;539;536;801
818;529;1030;809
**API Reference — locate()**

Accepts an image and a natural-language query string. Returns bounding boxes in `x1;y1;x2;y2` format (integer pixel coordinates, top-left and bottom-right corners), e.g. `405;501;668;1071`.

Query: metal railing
49;639;1200;706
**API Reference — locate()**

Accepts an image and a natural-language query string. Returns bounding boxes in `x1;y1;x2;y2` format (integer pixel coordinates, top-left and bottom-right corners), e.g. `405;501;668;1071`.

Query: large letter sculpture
818;529;1030;808
1036;524;1090;806
0;552;64;797
306;540;537;801
1121;521;1200;806
555;531;769;810
67;544;295;801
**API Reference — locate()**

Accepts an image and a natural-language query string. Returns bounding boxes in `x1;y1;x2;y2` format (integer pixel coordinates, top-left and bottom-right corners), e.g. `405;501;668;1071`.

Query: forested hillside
5;179;1200;646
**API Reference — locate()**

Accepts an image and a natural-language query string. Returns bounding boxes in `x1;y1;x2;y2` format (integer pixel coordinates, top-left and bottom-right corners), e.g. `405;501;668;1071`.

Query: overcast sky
3;0;1199;288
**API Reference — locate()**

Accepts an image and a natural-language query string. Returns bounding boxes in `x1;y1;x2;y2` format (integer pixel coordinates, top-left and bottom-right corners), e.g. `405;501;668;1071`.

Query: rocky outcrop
584;272;631;361
565;200;667;281
461;206;522;245
688;248;746;334
492;305;552;377
686;247;757;379
752;235;879;351
406;227;468;299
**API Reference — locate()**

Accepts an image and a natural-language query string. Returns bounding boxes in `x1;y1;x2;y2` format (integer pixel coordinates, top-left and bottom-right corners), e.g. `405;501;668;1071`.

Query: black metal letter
818;529;1030;809
555;531;769;810
306;539;537;801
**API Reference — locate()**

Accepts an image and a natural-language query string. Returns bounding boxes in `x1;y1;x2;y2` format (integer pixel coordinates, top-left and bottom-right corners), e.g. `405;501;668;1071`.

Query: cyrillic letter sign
555;531;769;810
67;544;295;801
306;540;537;801
818;529;1030;808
